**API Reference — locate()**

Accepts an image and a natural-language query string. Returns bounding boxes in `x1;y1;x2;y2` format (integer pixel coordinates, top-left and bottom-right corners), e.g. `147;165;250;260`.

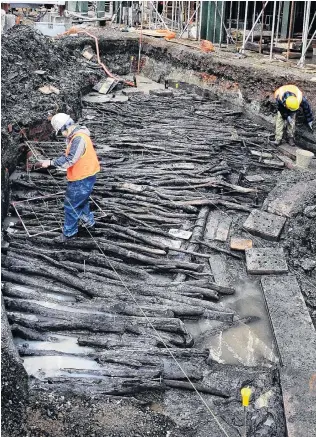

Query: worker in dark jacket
271;84;313;146
40;113;100;243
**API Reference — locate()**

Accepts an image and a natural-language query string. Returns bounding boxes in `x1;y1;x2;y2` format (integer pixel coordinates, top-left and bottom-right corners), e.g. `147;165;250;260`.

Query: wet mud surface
2;26;315;437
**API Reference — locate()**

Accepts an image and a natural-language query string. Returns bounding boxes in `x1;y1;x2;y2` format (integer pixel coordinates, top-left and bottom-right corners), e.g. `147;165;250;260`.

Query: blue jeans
63;175;96;237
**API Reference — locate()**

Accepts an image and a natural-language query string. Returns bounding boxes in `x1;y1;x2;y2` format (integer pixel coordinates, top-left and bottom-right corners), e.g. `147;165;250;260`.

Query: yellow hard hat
285;95;299;111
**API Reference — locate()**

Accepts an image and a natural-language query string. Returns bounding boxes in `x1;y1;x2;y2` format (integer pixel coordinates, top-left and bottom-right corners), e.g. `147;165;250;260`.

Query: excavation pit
2;25;315;437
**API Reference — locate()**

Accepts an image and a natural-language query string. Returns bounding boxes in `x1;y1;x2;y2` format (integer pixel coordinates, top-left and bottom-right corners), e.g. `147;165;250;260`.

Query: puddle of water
185;278;279;366
23;355;101;378
15;335;94;354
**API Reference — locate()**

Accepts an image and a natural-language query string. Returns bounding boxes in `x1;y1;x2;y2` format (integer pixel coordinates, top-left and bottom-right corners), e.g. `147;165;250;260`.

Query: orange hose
55;27;134;87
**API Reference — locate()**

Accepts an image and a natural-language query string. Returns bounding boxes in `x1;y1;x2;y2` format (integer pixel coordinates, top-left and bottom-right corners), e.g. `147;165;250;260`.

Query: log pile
3;91;280;397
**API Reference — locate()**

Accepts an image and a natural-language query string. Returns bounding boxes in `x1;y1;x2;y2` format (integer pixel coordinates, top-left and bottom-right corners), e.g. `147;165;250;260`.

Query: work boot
54;233;77;243
270;139;281;147
288;137;295;147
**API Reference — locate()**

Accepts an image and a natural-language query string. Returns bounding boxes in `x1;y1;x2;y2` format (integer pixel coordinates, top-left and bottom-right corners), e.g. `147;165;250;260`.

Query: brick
243;209;286;241
230;238;253;251
245;248;288;274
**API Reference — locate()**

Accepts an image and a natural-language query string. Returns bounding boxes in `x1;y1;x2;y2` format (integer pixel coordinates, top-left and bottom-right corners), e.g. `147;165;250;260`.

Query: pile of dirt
1;26;103;165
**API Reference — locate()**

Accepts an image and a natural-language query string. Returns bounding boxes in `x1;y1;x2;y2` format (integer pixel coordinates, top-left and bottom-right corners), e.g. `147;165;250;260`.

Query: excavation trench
2;26;315;437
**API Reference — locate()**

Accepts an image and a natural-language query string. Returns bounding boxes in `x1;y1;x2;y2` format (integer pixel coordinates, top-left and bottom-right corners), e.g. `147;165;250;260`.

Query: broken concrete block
300;258;316;272
304;205;316;218
149;89;174;97
243;209;287;241
230;238;253;251
168;229;192;240
205;211;232;242
122;88;144;96
93;78;117;94
266;179;316;218
82;46;95;60
262;159;284;167
246;248;288;274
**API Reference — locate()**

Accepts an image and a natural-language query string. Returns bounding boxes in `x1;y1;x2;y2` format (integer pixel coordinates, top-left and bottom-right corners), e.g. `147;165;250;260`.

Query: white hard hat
51;113;74;134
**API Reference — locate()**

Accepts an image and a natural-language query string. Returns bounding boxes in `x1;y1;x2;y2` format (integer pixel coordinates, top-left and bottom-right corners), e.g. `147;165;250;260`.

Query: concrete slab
280;368;316;437
243;209;287;241
260;275;316;369
209;254;231;287
205;211;232;242
245;248;288;274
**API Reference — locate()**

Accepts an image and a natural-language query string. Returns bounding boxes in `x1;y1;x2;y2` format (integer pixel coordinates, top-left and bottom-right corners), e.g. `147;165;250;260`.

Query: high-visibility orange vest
66;133;100;181
274;85;303;104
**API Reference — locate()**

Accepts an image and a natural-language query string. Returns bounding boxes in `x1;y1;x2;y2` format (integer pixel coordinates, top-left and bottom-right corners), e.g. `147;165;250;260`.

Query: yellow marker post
241;387;252;437
175;83;179;89
241;387;252;406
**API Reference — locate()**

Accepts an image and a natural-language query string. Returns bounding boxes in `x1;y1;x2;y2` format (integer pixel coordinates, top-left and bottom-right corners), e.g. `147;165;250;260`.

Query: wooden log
163;380;230;397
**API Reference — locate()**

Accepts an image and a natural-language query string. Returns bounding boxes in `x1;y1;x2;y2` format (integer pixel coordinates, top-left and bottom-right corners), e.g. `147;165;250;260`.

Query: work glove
287;116;294;126
308;121;313;132
40;160;52;168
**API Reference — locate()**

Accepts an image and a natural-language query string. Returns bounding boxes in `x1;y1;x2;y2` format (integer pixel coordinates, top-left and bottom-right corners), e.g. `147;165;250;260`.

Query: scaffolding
111;1;316;68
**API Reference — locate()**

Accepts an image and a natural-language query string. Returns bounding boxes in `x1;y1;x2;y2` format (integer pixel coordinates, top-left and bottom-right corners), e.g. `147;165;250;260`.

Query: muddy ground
1;25;315;437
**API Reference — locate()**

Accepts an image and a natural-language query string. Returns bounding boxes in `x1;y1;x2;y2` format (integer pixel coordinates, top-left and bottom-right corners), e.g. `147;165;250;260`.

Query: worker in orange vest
271;84;313;146
40;113;100;243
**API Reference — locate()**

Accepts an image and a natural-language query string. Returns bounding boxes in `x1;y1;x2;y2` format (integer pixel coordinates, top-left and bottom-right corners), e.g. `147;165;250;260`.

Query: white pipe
219;0;225;47
198;0;202;41
275;1;282;44
298;0;312;67
269;0;277;59
228;0;233;44
242;0;249;51
251;0;256;42
213;0;217;42
240;0;269;53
